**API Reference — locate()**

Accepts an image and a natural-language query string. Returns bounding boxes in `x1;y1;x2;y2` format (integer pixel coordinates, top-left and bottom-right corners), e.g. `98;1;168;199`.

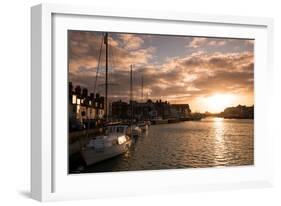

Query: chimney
75;85;81;96
90;92;95;100
69;82;73;93
82;88;88;98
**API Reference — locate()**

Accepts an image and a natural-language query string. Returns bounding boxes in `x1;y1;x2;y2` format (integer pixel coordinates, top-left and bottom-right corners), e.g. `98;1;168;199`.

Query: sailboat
81;32;133;166
81;123;133;165
136;72;150;131
128;64;142;137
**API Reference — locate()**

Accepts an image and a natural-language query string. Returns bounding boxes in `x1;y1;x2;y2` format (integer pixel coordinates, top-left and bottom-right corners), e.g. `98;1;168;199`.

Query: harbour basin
69;117;254;173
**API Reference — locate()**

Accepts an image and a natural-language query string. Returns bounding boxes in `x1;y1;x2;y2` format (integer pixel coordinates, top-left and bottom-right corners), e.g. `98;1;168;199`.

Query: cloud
69;31;155;76
186;37;227;49
208;40;226;46
187;37;207;48
69;31;254;109
140;51;254;101
117;34;144;50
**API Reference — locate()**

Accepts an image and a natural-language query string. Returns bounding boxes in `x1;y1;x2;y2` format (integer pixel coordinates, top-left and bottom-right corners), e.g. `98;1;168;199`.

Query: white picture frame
31;3;274;202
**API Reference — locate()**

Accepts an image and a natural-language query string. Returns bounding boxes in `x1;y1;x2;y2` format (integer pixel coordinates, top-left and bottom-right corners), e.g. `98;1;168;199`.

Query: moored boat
131;125;142;137
81;124;132;166
190;113;203;121
168;118;180;124
151;118;169;125
137;121;149;131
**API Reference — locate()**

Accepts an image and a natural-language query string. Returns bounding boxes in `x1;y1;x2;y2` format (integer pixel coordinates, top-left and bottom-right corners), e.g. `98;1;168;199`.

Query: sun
205;93;235;113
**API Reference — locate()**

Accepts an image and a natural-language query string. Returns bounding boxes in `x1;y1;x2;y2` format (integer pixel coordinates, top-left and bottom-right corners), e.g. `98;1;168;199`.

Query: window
72;95;77;104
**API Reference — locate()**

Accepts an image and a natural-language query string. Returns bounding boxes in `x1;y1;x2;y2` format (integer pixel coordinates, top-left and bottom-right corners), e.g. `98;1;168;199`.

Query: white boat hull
81;140;132;166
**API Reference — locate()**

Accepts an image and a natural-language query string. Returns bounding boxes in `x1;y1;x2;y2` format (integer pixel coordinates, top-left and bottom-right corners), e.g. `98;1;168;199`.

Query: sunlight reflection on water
77;117;254;173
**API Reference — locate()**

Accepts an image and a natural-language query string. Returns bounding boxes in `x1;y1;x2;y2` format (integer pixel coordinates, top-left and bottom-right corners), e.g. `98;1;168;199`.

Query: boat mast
130;65;133;124
141;74;143;102
130;65;133;102
104;32;108;122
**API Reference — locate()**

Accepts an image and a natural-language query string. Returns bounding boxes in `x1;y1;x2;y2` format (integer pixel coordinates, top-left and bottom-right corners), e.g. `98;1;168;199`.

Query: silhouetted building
111;100;129;119
154;100;171;119
221;105;254;119
68;82;105;124
82;88;88;98
170;104;191;118
111;99;192;120
74;85;81;96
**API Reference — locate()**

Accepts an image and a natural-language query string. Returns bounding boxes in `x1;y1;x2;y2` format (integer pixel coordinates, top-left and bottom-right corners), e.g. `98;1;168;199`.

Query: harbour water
69;117;254;173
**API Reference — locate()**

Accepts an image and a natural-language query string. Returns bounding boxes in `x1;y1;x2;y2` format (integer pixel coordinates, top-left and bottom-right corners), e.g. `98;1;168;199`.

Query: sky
68;31;254;113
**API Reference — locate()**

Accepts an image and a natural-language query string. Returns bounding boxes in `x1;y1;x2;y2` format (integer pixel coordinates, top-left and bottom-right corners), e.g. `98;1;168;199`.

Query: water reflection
212;117;228;166
71;117;254;173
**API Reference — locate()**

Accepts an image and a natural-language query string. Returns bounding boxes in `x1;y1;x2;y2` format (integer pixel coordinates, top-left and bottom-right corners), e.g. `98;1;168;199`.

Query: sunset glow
205;94;236;113
68;31;254;113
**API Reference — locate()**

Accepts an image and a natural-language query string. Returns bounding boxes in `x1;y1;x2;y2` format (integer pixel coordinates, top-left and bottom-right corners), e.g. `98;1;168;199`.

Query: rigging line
93;34;104;94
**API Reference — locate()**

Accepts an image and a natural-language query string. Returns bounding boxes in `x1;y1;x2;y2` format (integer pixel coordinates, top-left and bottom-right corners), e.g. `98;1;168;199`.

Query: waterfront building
221;105;254;119
68;82;105;125
154;100;171;119
111;99;192;120
111;100;129;119
170;104;192;118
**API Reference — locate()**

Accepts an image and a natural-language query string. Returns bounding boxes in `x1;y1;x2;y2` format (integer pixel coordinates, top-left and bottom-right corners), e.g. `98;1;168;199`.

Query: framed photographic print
31;3;274;201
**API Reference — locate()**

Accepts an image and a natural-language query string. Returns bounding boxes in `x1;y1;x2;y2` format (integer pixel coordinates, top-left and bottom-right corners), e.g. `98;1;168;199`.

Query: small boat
179;117;192;121
145;120;151;126
190;113;203;121
81;124;132;166
137;121;149;131
131;125;142;137
168;118;180;124
151;117;168;125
